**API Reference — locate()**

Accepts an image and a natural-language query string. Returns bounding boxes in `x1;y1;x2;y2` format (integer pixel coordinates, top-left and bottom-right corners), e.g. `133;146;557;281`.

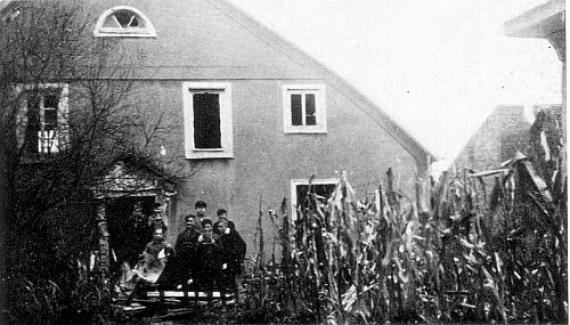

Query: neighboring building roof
504;0;564;38
0;0;22;21
450;105;532;172
0;0;9;12
504;0;565;61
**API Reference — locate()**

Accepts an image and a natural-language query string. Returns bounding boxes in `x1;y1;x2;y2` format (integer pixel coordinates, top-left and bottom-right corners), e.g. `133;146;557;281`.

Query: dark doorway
106;196;155;273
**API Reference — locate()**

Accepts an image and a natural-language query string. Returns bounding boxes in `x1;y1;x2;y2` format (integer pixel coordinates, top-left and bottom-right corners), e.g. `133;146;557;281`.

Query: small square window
182;82;233;159
283;84;326;133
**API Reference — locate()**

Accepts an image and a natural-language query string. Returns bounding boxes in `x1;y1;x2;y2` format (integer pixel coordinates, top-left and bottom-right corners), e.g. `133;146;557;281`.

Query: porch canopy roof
91;155;177;199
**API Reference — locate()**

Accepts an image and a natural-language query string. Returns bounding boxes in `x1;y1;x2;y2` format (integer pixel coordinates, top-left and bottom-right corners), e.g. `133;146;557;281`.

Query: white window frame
15;83;70;154
290;178;339;220
182;82;233;159
94;6;157;38
283;84;327;133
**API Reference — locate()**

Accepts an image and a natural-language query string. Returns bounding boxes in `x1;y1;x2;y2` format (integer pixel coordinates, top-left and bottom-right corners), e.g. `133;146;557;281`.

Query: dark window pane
114;11;132;27
45;109;58;130
44;94;59;109
291;94;302;126
305;93;316;125
130;16;139;27
193;93;221;149
306;115;316;125
25;94;40;153
296;183;336;212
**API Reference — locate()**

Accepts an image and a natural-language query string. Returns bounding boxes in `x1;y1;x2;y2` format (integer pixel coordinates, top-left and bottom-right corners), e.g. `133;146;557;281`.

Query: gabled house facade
3;0;433;263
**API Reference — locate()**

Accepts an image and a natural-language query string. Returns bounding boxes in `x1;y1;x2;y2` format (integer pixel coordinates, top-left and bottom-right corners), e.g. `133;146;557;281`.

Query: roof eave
504;0;565;38
209;0;437;164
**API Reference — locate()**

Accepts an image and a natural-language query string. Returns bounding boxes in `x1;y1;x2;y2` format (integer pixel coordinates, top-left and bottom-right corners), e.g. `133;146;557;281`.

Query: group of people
123;201;247;297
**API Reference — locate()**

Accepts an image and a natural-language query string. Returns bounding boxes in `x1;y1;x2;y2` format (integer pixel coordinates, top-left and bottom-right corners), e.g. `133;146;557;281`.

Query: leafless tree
0;1;177;322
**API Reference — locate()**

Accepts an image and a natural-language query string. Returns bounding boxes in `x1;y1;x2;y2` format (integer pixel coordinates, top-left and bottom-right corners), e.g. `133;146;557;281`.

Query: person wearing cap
175;214;200;253
194;201;208;230
172;214;201;285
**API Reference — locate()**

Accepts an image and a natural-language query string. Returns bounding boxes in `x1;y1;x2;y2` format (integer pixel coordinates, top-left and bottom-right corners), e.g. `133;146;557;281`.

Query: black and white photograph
0;0;566;324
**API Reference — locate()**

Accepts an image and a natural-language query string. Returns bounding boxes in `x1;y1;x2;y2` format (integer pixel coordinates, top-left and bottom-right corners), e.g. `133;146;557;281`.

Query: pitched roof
91;152;177;198
449;105;531;171
206;0;435;163
1;0;435;163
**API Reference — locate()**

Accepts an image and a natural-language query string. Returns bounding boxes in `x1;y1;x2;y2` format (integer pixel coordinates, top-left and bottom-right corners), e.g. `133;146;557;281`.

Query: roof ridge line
206;0;436;163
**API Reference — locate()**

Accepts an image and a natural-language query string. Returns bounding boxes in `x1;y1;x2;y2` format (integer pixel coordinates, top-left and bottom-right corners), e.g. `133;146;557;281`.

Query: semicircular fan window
95;6;156;37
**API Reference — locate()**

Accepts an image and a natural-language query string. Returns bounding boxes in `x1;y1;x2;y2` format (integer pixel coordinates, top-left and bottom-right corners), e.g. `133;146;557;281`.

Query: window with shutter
182;82;233;159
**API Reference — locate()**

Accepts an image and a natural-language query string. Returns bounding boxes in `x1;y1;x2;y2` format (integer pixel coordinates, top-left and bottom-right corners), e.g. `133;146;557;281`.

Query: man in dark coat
214;219;246;292
158;214;200;287
174;214;201;283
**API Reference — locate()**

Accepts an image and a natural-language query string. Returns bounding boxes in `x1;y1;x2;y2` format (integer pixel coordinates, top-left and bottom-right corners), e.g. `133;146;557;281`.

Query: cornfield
8;148;566;324
246;157;567;324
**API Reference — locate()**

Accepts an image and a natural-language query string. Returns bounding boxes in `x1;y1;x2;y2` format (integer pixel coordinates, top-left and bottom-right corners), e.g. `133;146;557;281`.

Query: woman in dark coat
193;219;222;290
214;220;246;292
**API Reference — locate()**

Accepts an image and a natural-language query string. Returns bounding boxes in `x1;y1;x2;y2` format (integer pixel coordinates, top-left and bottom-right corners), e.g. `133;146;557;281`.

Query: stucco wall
83;0;320;80
73;0;426;258
133;79;420;257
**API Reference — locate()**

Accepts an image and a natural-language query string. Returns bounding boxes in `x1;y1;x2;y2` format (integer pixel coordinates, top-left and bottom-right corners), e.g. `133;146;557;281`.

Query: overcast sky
2;0;560;164
228;0;562;164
